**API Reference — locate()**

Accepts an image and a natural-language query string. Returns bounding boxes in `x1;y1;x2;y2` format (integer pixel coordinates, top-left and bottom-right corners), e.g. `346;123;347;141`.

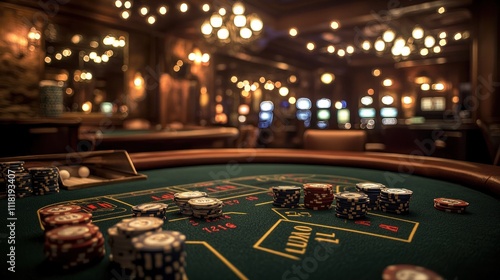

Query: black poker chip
271;186;301;208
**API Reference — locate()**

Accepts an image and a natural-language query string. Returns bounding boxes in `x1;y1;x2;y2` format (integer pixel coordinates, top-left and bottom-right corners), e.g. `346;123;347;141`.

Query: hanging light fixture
114;0;190;24
200;1;263;46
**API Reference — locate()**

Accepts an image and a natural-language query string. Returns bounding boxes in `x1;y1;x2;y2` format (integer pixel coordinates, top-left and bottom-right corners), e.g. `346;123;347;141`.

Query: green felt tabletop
1;163;499;280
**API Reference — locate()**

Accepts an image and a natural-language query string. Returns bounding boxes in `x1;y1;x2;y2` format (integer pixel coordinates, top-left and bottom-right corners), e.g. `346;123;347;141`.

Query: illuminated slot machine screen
296;110;312;121
337;108;350;129
421;97;445;111
296;98;312;110
316;110;330;129
358;108;376;119
100;102;113;115
317;110;330;120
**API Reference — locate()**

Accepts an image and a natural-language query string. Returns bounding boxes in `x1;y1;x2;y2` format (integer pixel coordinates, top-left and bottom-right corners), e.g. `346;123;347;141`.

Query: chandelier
113;0;191;24
200;1;263;46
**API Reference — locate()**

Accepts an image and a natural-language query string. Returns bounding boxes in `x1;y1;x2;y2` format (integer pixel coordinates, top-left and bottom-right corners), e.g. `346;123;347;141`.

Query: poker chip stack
174;191;208;215
108;217;164;272
29;167;60;195
433;198;469;213
335;191;370;219
44;223;106;269
382;264;444;280
11;172;33;198
0;161;25;175
271;186;301;208
303;183;335;210
132;202;168;220
132;230;187;280
355;182;385;211
39;204;84;230
0;161;27;195
188;197;224;219
43;212;93;232
378;188;413;214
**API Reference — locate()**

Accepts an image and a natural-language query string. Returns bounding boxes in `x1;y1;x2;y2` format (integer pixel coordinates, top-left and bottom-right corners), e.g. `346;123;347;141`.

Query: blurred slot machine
336;100;350;129
358;108;376;129
380;107;398;125
359;95;375;129
258;101;274;128
296;98;312;128
316;98;331;129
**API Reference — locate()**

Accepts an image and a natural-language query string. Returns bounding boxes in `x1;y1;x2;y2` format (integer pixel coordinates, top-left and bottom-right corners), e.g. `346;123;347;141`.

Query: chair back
303;130;366;151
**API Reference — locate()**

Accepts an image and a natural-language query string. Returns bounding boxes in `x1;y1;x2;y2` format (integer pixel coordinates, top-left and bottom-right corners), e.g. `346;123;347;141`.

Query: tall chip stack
355;182;385;211
174;191;208;215
29;167;60;195
11;171;33;198
335;191;370;219
44;223;106;269
271;186;301;208
378;188;413;214
108;217;164;272
303;183;334;210
188;197;224;219
132;230;187;280
1;161;29;197
132;202;168;220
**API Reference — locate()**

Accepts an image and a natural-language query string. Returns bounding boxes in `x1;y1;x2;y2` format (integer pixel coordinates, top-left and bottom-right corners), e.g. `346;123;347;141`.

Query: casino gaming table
79;126;239;152
1;149;500;280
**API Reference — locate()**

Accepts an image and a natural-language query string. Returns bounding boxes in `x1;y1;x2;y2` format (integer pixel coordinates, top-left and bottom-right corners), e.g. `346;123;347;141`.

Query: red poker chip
433;204;466;213
433;198;469;208
433;202;466;210
382;264;444;280
303;183;333;189
45;231;104;253
304;203;332;209
304;190;335;195
45;224;100;244
45;212;92;226
40;205;82;219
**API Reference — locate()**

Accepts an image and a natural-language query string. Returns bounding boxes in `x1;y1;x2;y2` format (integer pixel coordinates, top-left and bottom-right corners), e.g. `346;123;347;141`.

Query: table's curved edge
129;149;500;198
82;127;240;142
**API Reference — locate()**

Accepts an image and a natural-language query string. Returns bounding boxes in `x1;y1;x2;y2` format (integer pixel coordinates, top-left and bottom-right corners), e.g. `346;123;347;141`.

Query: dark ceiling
6;0;474;71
